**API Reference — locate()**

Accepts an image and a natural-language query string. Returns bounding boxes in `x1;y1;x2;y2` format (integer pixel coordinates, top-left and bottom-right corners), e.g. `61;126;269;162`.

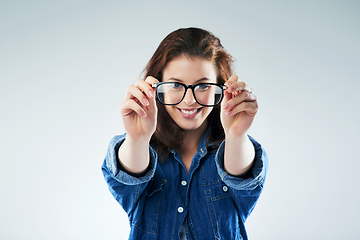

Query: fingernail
226;110;231;116
224;103;230;109
143;98;149;106
149;90;154;98
141;109;147;117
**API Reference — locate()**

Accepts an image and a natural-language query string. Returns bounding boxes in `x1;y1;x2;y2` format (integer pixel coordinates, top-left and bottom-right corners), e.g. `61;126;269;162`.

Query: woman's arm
118;77;158;174
118;137;151;175
224;133;255;176
221;75;258;176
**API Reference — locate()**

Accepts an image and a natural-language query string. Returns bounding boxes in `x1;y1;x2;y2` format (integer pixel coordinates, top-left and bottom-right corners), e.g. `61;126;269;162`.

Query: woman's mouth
178;108;202;119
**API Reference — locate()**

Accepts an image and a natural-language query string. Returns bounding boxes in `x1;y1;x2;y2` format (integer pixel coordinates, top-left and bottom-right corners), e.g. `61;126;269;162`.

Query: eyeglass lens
156;83;223;106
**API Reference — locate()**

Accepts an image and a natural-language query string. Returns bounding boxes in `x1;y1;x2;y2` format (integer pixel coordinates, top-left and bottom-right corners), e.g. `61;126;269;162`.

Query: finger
221;88;233;109
121;98;147;117
126;84;151;107
225;101;258;117
223;91;257;110
225;75;239;93
226;77;252;94
135;78;155;99
228;81;252;93
141;76;160;98
144;76;159;116
144;76;159;86
146;94;158;117
225;75;239;86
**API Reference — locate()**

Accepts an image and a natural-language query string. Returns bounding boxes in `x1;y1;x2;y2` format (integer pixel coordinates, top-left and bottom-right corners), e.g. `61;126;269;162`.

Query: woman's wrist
224;130;248;143
118;136;151;174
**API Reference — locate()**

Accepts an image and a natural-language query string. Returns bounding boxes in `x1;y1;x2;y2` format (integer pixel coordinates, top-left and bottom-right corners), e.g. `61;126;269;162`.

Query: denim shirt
101;132;268;240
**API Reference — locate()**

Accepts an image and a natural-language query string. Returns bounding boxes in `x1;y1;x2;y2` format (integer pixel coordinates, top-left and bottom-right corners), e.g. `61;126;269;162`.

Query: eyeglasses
152;82;227;107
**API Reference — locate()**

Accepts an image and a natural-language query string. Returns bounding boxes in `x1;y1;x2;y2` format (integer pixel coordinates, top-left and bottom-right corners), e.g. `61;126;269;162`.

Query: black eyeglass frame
152;82;227;107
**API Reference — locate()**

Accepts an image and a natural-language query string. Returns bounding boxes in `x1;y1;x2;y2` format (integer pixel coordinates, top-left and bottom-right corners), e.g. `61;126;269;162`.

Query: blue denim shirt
102;132;268;240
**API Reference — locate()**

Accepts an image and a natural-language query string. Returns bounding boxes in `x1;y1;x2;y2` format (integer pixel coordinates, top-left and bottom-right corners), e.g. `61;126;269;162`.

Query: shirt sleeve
214;135;268;220
214;135;268;191
101;134;158;215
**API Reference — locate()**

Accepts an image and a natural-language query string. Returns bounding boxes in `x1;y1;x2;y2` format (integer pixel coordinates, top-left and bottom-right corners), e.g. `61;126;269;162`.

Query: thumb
147;88;158;116
221;88;232;109
144;76;158;117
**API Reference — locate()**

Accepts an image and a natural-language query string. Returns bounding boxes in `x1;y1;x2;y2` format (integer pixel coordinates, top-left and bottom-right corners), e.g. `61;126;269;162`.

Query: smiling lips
178;108;202;119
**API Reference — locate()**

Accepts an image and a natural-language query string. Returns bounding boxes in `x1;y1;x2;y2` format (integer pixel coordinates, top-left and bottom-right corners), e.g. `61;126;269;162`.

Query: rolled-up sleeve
101;134;158;214
214;135;268;191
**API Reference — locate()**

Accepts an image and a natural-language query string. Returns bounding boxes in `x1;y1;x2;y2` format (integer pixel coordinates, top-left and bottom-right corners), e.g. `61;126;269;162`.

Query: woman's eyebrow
167;77;210;83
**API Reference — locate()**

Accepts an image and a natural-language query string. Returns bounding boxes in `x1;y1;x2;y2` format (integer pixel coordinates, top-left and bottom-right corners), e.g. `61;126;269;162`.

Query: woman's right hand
120;76;159;143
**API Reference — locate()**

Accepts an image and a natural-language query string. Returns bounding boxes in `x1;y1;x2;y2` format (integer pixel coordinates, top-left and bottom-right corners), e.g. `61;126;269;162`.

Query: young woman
102;27;268;240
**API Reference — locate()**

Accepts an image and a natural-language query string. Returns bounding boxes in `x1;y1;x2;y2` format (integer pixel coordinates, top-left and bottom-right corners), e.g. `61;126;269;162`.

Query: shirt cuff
214;135;268;191
104;134;158;185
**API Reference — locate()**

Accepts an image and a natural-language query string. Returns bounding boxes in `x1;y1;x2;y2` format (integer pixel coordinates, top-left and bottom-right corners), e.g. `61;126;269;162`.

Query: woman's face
162;56;217;132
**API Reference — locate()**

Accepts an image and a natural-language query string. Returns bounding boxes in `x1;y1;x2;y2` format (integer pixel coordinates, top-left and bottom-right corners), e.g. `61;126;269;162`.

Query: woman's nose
183;89;196;105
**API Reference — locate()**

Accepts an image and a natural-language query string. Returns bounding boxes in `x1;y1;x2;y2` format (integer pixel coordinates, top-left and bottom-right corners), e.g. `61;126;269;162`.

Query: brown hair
144;27;234;159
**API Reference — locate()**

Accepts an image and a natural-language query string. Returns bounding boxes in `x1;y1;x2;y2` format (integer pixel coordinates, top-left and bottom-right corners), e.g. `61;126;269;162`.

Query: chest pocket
131;179;167;234
200;153;221;187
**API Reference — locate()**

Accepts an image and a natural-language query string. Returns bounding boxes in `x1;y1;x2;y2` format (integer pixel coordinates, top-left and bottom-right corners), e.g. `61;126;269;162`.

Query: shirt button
178;207;184;213
222;186;228;192
181;180;187;186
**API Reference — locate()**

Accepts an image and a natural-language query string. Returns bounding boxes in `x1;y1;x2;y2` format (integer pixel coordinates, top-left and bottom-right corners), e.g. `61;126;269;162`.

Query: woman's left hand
221;75;258;138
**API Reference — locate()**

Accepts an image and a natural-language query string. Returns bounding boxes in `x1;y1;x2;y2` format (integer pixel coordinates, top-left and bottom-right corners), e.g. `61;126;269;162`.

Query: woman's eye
197;84;210;90
172;83;183;89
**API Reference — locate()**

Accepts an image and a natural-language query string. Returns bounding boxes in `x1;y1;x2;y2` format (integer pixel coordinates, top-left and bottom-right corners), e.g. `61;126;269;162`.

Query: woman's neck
180;120;208;154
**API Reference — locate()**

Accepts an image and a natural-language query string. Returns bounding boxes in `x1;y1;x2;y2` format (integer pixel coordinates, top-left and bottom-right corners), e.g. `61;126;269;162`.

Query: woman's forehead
163;56;217;84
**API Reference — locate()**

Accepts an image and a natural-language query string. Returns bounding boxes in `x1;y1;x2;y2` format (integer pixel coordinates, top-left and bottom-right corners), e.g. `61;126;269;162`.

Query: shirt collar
168;127;219;155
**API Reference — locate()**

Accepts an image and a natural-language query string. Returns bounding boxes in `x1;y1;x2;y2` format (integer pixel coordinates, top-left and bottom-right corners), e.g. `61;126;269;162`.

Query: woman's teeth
180;109;198;115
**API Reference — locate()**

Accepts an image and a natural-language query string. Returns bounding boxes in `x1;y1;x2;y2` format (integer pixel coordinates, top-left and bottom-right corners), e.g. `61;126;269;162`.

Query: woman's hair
144;27;234;159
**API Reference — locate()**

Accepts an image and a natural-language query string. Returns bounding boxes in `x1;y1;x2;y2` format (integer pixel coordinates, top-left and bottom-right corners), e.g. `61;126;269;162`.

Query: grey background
1;0;359;239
